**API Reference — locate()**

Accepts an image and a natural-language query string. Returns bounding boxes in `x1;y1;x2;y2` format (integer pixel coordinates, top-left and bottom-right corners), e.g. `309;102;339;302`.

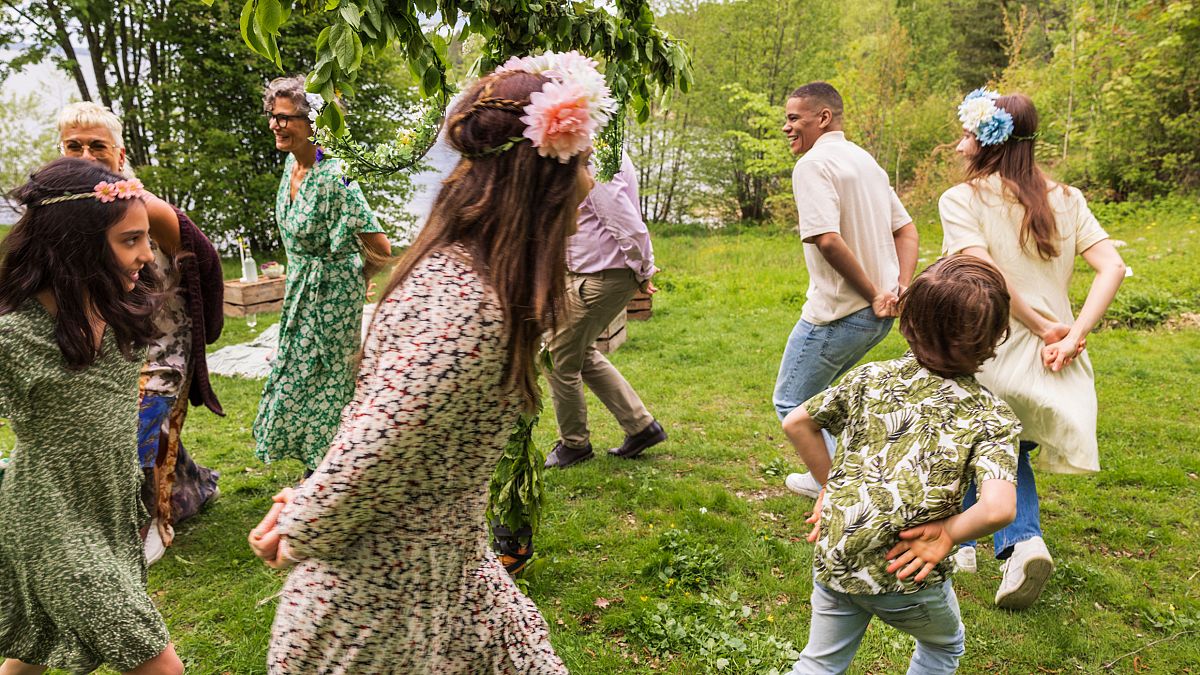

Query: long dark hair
1;157;162;369
965;93;1060;259
376;71;585;410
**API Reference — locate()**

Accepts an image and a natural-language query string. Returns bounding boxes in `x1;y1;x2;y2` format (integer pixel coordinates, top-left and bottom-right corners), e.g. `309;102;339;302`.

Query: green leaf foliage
235;0;693;180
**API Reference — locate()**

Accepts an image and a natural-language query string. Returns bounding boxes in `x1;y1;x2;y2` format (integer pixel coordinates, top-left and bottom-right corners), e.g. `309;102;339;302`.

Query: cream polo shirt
791;131;911;325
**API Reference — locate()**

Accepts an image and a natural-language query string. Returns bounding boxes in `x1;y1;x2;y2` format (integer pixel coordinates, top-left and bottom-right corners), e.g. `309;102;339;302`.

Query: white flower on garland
305;92;325;123
958;96;996;131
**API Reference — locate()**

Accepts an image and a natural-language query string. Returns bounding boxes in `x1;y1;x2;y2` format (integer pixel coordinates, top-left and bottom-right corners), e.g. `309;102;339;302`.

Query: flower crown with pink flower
37;178;147;206
469;50;616;163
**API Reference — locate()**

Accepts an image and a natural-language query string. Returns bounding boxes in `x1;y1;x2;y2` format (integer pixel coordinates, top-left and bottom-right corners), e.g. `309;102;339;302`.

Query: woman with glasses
55;102;224;566
254;76;392;474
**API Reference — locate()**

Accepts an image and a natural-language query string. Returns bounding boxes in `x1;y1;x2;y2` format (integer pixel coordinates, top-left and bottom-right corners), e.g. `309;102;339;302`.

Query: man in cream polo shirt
774;82;919;498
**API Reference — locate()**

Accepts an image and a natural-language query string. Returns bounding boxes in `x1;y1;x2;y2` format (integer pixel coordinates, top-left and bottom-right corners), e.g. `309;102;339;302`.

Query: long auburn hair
964;93;1060;259
1;157;162;369
376;71;584;410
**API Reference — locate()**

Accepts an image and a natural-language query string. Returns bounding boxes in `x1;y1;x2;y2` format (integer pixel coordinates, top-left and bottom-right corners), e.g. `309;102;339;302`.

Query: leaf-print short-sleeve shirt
805;353;1020;595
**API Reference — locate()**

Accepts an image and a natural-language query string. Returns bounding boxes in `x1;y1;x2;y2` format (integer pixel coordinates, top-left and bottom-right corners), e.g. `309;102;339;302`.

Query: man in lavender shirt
544;153;667;468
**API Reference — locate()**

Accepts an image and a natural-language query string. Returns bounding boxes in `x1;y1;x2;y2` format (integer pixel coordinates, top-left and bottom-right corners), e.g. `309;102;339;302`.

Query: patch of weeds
761;457;790;478
642;528;725;591
1107;289;1190;328
629;591;800;674
637;468;662;499
780;291;804;308
1140;605;1200;631
1053;560;1099;595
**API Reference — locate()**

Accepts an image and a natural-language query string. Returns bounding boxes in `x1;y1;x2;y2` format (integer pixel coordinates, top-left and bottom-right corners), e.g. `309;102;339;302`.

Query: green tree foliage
232;0;694;181
0;91;58;201
631;0;1199;225
1005;0;1200;198
629;0;837;223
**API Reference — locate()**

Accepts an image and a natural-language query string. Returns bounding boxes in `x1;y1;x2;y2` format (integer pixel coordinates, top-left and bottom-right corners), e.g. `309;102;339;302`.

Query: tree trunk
44;1;93;101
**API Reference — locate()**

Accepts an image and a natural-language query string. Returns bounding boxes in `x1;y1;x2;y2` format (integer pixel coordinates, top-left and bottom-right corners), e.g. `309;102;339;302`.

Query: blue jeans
961;441;1042;559
774;308;892;466
773;307;893;421
792;579;965;674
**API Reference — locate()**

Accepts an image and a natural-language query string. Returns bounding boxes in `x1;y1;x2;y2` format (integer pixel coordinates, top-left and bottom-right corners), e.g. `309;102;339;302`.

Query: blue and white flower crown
957;88;1014;146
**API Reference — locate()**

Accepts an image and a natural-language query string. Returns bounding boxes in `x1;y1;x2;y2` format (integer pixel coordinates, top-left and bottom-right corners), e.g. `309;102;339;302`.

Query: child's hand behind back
805;488;825;543
885;520;954;582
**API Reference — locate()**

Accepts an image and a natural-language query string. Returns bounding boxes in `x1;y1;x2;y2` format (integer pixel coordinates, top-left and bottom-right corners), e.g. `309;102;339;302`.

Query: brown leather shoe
608;420;667;459
544;441;594;468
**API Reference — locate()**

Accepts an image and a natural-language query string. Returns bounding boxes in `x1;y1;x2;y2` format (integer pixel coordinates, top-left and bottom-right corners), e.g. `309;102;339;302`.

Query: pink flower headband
471;51;616;163
37;179;146;206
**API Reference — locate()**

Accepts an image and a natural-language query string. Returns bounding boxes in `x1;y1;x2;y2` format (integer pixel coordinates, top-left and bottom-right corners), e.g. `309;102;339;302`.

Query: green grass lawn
4;198;1200;673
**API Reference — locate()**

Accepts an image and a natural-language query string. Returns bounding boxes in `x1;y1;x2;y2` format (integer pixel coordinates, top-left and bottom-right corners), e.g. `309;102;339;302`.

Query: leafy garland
225;0;692;180
486;408;546;544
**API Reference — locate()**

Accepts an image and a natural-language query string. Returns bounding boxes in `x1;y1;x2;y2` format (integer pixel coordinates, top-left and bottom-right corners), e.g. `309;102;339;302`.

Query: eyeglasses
265;113;308;129
62;140;115;158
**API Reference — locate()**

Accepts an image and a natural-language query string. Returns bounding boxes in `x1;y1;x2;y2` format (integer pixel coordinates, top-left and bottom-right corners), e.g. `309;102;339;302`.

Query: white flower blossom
958;96;997;132
305;92;325;123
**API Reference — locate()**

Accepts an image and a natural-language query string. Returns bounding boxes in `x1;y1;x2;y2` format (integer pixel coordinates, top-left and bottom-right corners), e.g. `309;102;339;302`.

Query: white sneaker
144;518;166;567
995;536;1053;610
784;472;822;499
953;546;977;573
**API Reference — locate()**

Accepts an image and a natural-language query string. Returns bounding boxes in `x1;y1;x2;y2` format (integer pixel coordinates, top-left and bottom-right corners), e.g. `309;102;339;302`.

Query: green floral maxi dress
254;155;383;470
0;300;169;672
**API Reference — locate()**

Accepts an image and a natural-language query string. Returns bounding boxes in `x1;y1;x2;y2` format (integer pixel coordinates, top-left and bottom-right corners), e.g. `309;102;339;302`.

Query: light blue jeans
791;579;966;675
774;307;893;465
961;440;1042;559
773;307;893;421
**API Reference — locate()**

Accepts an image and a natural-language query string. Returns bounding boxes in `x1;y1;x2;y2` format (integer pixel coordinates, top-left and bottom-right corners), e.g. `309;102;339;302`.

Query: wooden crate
627;289;653;321
223;276;286;317
594;309;627;354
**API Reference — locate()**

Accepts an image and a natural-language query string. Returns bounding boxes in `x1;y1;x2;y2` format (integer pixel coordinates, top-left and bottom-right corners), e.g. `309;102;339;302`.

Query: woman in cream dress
939;90;1126;610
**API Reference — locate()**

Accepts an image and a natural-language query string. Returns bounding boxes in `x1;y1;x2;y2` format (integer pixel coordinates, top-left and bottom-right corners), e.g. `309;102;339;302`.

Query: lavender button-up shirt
566;153;657;282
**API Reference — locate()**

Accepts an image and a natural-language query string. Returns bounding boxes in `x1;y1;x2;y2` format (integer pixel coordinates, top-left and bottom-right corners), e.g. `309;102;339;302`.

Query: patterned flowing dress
0;300;169;672
267;248;567;674
254;154;383;469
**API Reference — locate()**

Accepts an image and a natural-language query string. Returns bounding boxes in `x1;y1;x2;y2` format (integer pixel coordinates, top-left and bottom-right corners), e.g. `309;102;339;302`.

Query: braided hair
372;70;589;410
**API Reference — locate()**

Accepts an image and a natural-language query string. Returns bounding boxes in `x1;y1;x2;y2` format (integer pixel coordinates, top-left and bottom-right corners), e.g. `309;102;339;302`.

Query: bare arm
143;194;181;255
782;406;832;484
807;232;897;318
1043;240;1126;371
885;478;1016;581
892;222;918;291
358;232;392;279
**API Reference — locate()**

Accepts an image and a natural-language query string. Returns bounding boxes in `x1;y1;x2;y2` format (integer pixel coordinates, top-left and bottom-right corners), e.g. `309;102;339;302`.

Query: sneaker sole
996;557;1053;610
785;484;820;499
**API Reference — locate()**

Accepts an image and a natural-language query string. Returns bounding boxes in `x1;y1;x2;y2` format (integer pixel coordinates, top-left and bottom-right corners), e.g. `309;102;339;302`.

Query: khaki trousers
547;269;654;448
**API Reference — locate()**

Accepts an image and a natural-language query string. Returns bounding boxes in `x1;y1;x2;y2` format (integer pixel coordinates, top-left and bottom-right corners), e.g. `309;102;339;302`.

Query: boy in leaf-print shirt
783;255;1021;675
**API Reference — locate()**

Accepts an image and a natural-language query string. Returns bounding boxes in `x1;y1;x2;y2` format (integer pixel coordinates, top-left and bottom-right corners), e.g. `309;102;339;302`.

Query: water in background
398;137;458;240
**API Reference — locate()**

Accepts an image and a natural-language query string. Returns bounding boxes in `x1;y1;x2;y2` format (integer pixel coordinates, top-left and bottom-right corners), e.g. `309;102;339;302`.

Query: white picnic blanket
207;304;376;379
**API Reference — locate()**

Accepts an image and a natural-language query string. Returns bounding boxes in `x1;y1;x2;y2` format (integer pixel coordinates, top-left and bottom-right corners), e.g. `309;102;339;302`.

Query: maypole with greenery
222;0;691;571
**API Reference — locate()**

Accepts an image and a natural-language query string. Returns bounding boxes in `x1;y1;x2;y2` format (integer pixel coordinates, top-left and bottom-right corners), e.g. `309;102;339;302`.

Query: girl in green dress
253;76;392;471
0;159;184;674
